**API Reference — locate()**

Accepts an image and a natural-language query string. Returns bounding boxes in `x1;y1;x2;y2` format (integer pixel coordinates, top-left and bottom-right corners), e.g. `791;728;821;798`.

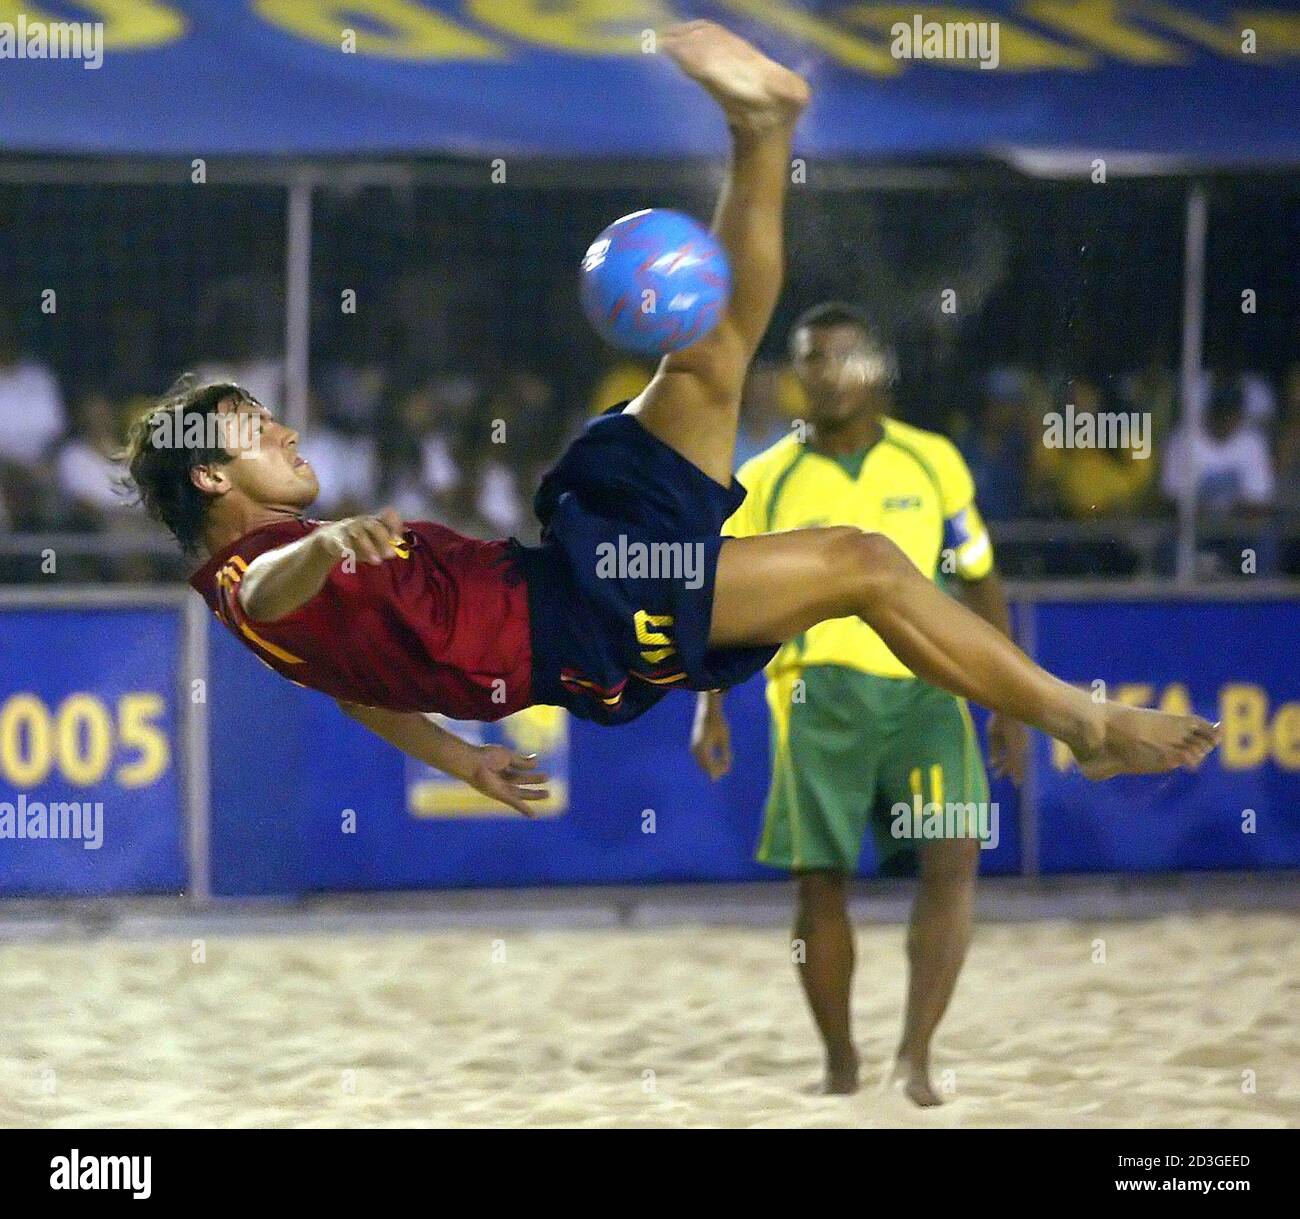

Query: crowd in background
1;296;1297;583
1;171;1297;583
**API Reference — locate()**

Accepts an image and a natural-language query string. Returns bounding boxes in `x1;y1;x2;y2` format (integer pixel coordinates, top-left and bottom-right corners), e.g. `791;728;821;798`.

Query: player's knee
918;836;980;886
819;527;909;611
796;869;847;914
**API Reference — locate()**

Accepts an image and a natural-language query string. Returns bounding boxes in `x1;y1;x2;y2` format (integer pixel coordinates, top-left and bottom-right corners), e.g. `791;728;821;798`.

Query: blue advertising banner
209;618;777;894
1030;597;1300;872
0;606;185;896
208;613;1021;895
0;2;1296;162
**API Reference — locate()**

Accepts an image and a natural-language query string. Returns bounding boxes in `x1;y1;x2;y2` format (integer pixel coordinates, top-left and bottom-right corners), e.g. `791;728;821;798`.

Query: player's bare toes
1073;705;1220;780
662;20;810;129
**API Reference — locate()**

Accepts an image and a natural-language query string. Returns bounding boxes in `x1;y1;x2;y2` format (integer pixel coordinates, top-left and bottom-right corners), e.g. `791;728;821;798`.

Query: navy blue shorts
515;405;777;725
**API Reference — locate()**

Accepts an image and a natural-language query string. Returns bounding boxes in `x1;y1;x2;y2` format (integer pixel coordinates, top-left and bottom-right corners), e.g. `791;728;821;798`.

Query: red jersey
190;517;533;720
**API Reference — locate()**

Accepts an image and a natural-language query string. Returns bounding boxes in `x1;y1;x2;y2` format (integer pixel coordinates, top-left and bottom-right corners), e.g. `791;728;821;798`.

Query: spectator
0;308;66;469
958;369;1031;520
376;376;469;520
1274;363;1300;515
55;392;137;524
1034;377;1156;518
587;358;654;416
1191;368;1275;435
302;390;379;517
1123;350;1177;454
733;361;793;468
193;275;285;407
1162;379;1275;514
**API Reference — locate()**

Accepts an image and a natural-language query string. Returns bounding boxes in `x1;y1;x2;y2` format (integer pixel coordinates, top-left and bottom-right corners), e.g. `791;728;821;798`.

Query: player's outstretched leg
625;21;809;487
709;528;1220;778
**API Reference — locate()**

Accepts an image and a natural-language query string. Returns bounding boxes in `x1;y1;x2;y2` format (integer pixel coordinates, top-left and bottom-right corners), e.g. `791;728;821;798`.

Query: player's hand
691;700;732;780
319;508;405;566
468;745;551;818
988;711;1029;786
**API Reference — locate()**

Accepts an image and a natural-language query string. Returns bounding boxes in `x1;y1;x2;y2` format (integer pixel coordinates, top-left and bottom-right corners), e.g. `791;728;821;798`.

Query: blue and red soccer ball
579;208;731;356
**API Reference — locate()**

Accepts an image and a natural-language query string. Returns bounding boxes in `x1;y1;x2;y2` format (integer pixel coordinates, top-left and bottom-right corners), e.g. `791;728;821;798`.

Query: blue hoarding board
0;607;185;895
1031;598;1300;872
7;594;1296;897
1;2;1297;163
208;614;1021;895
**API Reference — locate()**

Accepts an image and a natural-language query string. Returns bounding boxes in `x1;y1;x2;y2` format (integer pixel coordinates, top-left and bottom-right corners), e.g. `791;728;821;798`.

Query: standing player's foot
886;1057;943;1107
1067;703;1220;781
662;20;810;132
818;1049;860;1095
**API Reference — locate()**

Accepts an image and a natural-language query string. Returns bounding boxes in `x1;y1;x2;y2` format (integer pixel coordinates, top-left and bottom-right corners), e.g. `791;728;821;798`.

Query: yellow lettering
1023;0;1185;64
0;694;54;787
1135;1;1246;56
1219;682;1269;769
1240;10;1300;55
56;694;113;786
1114;683;1154;706
841;4;1092;70
718;0;901;75
116;693;171;787
468;0;668;54
1158;683;1192;717
255;0;502;60
1271;703;1300;770
0;0;184;49
634;609;676;664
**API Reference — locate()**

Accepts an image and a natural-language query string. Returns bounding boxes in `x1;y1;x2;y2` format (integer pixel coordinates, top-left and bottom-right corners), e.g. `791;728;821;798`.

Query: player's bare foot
662;20;810;131
885;1057;943;1107
818;1049;859;1095
887;1057;943;1107
1068;703;1220;781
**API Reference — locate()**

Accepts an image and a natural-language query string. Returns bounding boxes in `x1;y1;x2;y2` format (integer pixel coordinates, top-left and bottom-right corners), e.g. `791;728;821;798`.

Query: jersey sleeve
931;436;994;582
725;456;767;538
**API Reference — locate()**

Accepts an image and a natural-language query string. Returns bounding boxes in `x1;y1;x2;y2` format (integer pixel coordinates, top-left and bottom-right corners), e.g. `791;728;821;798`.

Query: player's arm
239;509;404;622
691;457;764;779
336;701;550;817
938;439;1030;784
691;689;732;780
951;533;1029;785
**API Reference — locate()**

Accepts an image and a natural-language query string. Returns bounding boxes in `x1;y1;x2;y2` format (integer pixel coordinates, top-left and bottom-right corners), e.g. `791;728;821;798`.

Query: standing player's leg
794;871;860;1094
872;685;984;1106
710;527;1221;778
625;21;808;487
891;837;980;1107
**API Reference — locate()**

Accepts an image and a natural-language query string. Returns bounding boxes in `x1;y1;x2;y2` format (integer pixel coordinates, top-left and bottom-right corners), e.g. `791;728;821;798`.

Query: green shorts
756;665;990;876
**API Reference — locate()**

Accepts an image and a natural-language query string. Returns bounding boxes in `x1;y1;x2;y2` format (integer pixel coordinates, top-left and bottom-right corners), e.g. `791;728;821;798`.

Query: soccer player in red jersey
128;22;1218;816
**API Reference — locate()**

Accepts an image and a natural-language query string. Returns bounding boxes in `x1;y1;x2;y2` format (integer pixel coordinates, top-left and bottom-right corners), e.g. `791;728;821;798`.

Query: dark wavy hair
121;374;256;554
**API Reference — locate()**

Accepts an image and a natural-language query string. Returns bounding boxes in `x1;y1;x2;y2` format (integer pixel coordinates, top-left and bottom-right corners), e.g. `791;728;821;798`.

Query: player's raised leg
625;21;809;487
710;528;1221;779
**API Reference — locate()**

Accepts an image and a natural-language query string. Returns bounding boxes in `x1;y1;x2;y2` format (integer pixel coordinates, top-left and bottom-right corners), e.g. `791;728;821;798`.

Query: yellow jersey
725;417;994;680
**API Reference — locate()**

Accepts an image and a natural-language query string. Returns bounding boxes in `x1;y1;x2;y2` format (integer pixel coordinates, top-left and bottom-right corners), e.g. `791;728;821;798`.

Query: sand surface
1;912;1296;1127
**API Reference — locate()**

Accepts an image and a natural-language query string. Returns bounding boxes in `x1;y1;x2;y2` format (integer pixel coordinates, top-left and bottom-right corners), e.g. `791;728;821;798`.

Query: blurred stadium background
0;1;1297;1128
